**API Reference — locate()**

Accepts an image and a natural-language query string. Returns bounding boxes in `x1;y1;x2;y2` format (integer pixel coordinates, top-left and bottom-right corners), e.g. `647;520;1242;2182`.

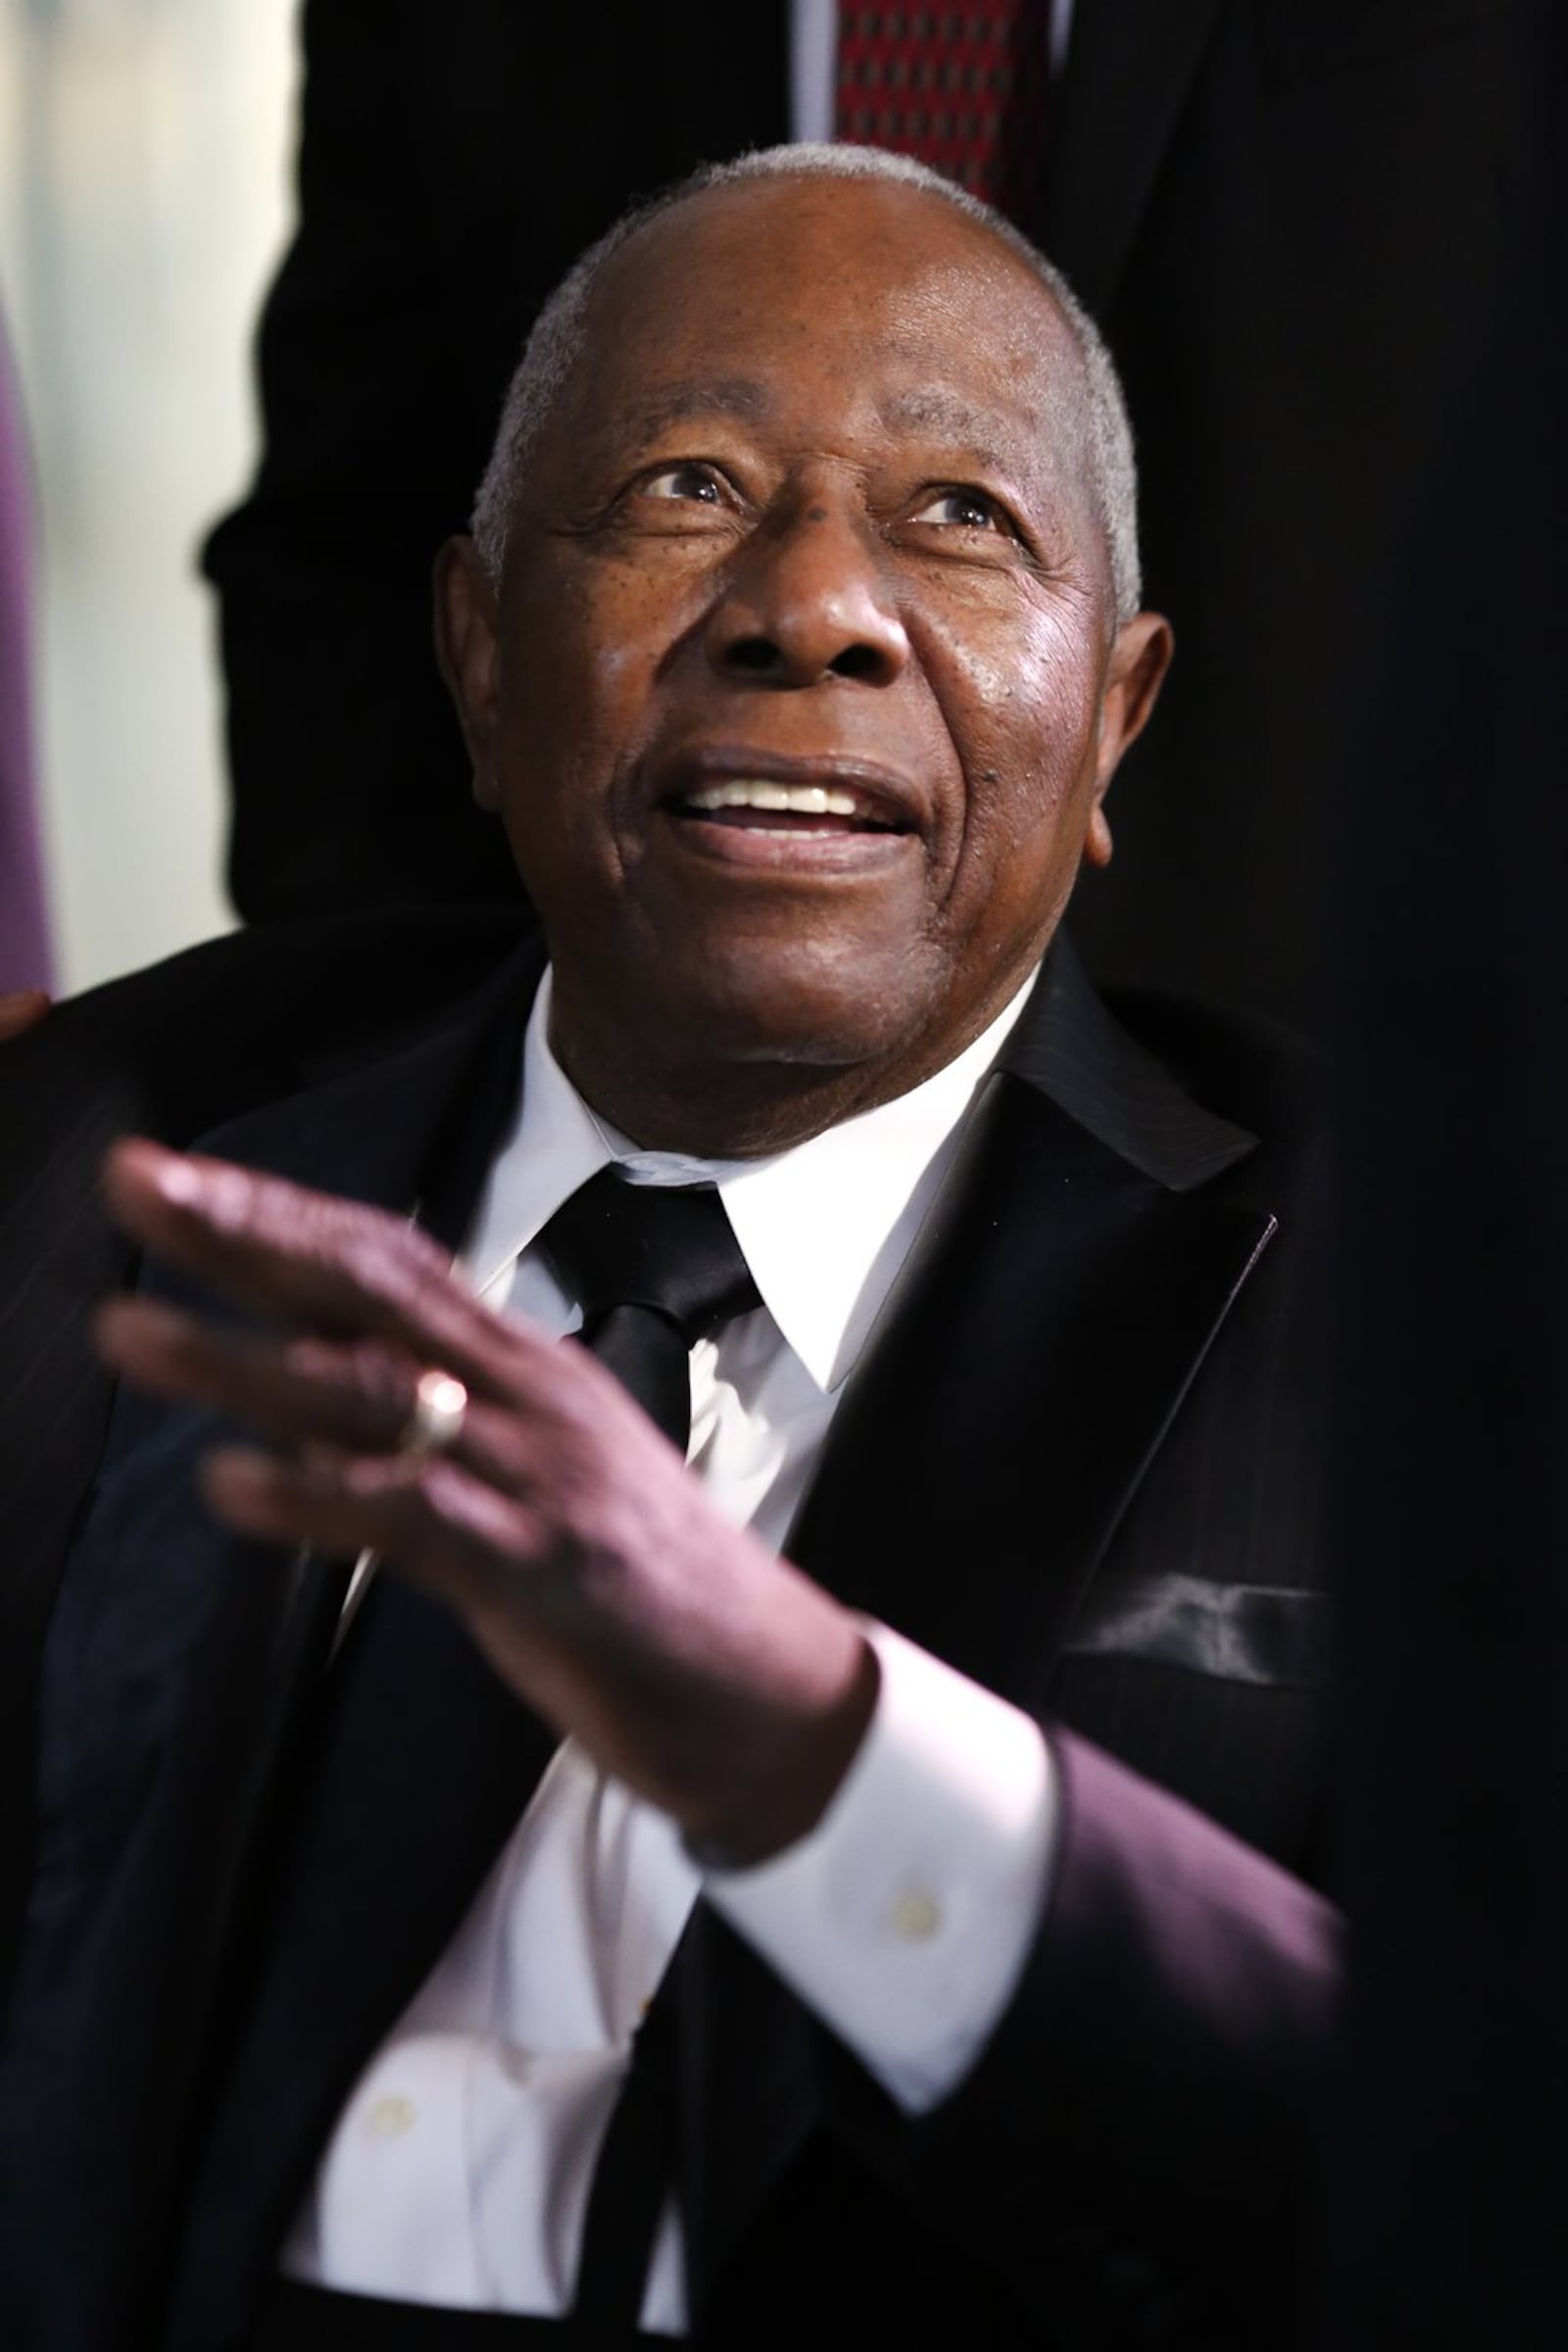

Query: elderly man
0;149;1335;2350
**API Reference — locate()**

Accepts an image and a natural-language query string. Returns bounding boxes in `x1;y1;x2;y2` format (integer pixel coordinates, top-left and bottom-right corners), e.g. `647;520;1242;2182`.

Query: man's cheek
925;587;1059;687
590;634;663;713
961;742;1088;879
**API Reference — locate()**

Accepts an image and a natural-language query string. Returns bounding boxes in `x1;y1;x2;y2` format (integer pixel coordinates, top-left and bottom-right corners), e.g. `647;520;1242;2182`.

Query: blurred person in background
206;0;1538;1032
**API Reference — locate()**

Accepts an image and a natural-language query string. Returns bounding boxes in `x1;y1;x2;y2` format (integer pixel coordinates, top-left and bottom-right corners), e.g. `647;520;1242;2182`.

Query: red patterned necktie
834;1;1051;218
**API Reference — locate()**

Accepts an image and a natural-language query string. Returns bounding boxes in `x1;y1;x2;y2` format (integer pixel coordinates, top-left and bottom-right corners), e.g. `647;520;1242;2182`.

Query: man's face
440;175;1169;1144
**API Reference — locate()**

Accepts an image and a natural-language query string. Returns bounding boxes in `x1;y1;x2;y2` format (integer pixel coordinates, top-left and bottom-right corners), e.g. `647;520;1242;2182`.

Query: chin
672;990;907;1074
651;936;929;1072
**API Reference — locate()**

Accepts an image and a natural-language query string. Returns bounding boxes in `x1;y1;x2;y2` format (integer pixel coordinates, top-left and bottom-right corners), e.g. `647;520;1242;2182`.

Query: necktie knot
541;1164;760;1348
538;1167;760;1450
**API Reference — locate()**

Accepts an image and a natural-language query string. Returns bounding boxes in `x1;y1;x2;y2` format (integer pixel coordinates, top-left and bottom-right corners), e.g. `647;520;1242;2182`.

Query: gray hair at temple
470;143;1144;626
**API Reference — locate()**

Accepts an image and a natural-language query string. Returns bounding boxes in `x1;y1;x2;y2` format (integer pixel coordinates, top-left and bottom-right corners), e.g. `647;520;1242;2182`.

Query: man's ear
433;536;503;810
1084;609;1174;870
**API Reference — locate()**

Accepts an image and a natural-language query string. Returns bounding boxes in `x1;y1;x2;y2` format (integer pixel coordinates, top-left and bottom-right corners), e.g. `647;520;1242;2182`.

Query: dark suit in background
204;0;1541;1031
1325;7;1568;2339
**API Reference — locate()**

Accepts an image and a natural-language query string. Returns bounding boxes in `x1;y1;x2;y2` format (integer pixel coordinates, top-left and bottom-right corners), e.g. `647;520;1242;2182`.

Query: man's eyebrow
877;388;1012;469
629;378;775;438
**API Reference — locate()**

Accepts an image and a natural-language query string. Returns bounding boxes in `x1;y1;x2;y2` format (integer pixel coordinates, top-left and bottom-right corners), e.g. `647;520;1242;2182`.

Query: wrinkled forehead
564;174;1087;475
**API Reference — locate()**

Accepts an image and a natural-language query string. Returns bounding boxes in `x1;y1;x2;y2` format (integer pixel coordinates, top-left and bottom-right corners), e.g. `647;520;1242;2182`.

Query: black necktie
540;1163;761;1451
536;1163;760;2328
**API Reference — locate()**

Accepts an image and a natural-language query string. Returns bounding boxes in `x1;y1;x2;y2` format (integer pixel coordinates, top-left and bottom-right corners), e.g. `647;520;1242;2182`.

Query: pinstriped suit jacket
0;909;1337;2350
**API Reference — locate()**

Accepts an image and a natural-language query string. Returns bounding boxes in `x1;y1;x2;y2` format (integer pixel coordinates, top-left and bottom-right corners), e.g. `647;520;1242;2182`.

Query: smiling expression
438;173;1170;1152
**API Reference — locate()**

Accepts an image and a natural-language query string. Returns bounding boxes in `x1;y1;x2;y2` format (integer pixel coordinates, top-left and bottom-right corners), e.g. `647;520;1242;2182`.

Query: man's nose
704;506;910;687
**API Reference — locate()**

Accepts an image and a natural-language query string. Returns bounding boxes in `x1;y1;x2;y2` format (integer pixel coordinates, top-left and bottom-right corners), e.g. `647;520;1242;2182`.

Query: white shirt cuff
704;1622;1058;2113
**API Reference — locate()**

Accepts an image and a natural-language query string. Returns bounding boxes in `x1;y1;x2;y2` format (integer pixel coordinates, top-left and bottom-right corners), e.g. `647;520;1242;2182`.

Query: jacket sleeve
820;1726;1339;2347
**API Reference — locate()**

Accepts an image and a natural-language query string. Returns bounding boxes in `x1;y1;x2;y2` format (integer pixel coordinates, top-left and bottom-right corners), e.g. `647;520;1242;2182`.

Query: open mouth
665;778;911;836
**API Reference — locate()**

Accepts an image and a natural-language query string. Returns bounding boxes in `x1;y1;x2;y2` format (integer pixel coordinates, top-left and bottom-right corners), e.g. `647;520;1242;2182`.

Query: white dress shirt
280;967;1060;2328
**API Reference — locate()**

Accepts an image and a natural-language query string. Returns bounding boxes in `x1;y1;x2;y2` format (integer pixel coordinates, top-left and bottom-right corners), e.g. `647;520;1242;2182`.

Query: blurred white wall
0;0;298;994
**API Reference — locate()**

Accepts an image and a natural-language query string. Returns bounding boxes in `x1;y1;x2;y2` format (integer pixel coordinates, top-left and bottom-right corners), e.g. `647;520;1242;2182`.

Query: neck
563;1057;908;1158
546;978;1036;1158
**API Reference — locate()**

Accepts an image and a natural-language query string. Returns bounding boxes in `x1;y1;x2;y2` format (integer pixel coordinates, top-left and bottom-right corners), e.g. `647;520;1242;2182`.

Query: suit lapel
1045;0;1224;317
799;935;1269;1693
791;1098;1273;1696
680;939;1274;2316
220;930;544;1235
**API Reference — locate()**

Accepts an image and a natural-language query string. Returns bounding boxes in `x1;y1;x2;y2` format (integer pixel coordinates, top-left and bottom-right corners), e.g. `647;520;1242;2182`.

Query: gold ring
397;1368;468;1459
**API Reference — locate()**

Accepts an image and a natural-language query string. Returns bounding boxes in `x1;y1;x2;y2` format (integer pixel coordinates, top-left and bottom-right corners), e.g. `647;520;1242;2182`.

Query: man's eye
640;463;726;505
910;488;1009;532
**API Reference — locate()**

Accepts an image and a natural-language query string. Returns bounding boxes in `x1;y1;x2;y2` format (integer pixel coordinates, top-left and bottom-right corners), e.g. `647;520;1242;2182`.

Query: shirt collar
462;965;1037;1395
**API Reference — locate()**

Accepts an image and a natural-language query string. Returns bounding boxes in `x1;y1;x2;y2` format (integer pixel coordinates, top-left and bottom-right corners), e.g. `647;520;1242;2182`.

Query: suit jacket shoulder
0;906;532;1995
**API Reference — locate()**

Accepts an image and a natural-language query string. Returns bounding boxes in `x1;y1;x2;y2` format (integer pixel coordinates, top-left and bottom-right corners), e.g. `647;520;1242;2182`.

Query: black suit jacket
0;902;528;1997
204;0;1543;1030
0;915;1335;2350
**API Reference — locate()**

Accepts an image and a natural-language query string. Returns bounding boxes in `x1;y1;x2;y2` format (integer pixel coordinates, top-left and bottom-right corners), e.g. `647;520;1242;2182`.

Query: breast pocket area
1058;1571;1326;1691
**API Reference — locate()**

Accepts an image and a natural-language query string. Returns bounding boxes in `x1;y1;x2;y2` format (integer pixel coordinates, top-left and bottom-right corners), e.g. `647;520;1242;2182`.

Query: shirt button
890;1887;943;1941
366;2093;417;2139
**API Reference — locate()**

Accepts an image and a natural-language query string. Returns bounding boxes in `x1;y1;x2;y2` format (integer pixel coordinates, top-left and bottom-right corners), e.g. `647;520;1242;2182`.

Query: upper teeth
685;780;868;817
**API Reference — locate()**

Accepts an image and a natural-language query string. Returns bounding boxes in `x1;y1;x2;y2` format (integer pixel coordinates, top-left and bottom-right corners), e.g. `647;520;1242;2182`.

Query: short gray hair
470;142;1142;623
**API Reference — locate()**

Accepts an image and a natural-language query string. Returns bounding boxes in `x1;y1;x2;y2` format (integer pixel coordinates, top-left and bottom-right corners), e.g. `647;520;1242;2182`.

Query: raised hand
94;1137;876;1865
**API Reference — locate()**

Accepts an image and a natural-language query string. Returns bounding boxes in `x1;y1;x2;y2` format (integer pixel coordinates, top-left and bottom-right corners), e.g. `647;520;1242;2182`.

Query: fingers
102;1136;466;1336
200;1443;548;1614
92;1141;671;1633
99;1138;534;1404
93;1289;599;1509
94;1294;427;1456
